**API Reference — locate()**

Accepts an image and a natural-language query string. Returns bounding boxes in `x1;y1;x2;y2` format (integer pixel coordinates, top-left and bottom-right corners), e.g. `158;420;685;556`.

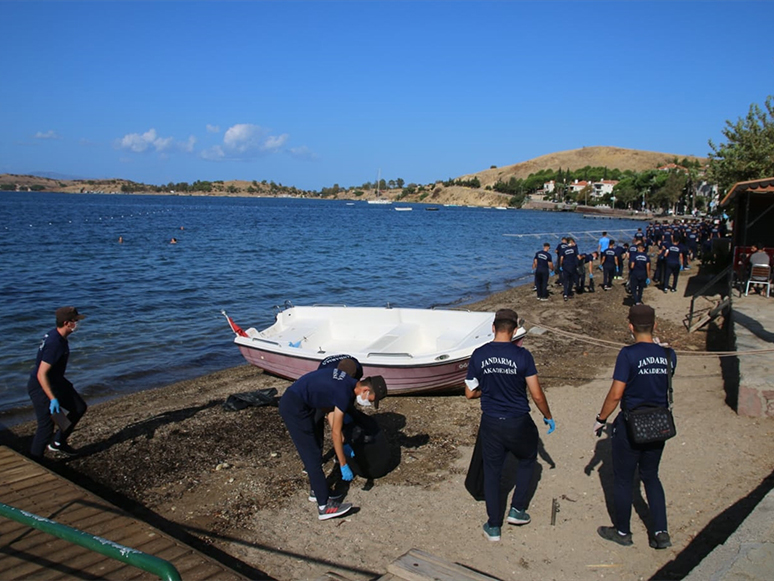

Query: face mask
356;394;372;407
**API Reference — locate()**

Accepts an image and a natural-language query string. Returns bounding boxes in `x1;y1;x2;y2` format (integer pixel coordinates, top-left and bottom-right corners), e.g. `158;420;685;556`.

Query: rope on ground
527;322;774;358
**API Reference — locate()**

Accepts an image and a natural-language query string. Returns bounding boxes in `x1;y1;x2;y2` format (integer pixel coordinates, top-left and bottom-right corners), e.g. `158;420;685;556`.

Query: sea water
0;192;644;421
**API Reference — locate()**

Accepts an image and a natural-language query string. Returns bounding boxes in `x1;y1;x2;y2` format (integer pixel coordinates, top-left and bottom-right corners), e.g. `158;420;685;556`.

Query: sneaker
597;526;633;546
317;499;352;521
663;289;668;294
564;295;568;302
649;531;672;549
47;441;77;456
482;522;501;542
308;490;345;503
506;507;531;525
670;288;677;293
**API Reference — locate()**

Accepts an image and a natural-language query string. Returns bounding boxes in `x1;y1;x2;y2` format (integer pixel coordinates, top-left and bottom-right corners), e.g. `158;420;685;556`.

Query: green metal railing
0;502;181;581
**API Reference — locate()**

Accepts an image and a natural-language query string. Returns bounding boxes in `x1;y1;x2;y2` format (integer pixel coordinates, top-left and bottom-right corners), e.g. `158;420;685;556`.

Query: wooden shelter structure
720;176;774;248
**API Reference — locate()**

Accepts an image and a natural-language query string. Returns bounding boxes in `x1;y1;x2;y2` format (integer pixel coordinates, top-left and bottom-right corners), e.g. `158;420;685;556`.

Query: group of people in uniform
532;218;727;305
28;295;675;552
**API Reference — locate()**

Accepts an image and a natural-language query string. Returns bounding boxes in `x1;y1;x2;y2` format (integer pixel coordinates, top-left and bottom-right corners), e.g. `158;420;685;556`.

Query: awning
720;177;774;207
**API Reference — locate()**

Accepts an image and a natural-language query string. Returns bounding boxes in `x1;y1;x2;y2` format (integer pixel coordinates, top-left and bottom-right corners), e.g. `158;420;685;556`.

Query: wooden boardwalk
0;446;249;580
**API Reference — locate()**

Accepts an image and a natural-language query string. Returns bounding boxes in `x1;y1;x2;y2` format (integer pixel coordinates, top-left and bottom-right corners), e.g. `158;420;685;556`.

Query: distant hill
0;146;708;208
459;146;707;188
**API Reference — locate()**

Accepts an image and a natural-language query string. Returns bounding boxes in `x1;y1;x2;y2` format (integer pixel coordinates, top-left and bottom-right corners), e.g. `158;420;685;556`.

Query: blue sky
2;1;772;191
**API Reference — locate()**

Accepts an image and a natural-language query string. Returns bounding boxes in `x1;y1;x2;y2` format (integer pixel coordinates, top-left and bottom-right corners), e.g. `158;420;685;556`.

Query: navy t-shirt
286;367;355;412
318;353;363;379
555;243;568;265
630;250;650;275
562;246;579;269
613;342;677;411
665;243;686;265
602;248;617;267
28;328;69;390
534;250;552;271
466;341;537;418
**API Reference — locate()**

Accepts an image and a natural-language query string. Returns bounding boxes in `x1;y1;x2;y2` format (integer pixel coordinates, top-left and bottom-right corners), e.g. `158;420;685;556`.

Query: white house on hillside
543;179;619;199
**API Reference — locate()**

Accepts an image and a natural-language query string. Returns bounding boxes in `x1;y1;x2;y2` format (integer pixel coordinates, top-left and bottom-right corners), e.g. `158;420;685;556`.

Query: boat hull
230;306;525;394
237;343;473;394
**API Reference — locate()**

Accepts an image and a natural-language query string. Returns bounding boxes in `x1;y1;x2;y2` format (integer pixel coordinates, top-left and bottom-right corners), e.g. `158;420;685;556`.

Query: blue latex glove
680;265;684;271
559;267;563;272
340;463;354;482
49;398;60;414
343;443;355;458
589;273;594;279
646;278;651;286
544;418;556;434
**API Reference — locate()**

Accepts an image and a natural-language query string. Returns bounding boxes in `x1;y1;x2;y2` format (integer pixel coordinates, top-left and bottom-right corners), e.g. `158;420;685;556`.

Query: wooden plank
387;549;501;581
0;446;250;580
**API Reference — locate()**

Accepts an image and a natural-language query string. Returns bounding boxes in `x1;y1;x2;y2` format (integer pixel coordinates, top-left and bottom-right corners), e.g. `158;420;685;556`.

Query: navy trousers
611;414;667;534
631;273;647;304
665;263;680;290
562;267;577;297
279;391;331;506
28;381;87;458
603;264;616;288
479;413;538;528
535;269;549;299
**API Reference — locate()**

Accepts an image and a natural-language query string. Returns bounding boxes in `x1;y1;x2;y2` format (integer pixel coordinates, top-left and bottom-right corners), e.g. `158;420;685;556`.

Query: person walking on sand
629;242;651;305
27;307;89;458
555;237;568;286
532;243;553;301
465;309;555;542
279;366;387;520
593;305;676;549
560;237;579;301
663;235;688;293
598;231;610;256
601;240;618;290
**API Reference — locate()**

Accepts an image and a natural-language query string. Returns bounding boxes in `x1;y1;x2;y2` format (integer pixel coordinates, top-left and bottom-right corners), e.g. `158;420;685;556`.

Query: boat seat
365;323;421;354
276;322;330;347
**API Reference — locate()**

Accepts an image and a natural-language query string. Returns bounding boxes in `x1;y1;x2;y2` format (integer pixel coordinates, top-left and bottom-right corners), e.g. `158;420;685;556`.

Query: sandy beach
6;266;774;581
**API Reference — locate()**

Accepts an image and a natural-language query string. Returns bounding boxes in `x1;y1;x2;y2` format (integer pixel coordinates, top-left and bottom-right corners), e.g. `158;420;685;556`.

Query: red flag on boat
222;311;248;337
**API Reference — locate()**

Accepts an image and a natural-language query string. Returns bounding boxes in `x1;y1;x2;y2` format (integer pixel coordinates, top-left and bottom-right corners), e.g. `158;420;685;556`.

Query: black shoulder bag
623;346;677;445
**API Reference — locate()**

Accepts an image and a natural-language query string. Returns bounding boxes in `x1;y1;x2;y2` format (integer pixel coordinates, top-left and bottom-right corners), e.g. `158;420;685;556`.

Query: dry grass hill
459;145;706;188
0;146;707;208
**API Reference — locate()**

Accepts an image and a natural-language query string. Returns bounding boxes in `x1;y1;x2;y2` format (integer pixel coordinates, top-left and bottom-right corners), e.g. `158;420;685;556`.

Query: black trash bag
465;428;486;501
342;408;391;479
465;427;518;502
222;387;279;411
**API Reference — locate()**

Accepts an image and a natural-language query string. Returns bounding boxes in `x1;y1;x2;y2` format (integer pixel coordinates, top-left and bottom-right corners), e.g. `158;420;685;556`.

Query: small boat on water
223;305;526;394
394;207;412;211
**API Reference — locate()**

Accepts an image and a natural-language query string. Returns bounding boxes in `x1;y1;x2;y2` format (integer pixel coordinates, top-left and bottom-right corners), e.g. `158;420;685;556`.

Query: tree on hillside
708;95;774;194
651;172;686;212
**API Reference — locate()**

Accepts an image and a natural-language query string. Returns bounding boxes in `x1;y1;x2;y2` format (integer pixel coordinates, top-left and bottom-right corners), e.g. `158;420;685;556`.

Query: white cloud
200;145;225;160
34;130;61;140
116;129;195;154
288;145;319;161
262;133;289;152
181;135;197;152
201;123;293;161
206;124;220;133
